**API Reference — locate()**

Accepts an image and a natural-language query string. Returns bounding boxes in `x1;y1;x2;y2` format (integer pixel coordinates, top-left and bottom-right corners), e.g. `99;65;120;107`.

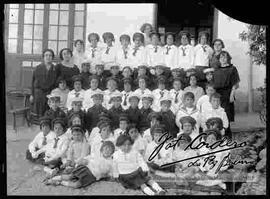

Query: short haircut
116;134;134;147
212;39;225;49
74;39;84;47
183;92;195;100
68;114;84;127
177;133;192;146
42;49;55;59
100;141;115;153
119;34;131;42
203;129;222;141
210;92;221;101
132;32;144;43
102;32;115;42
165;32;175;42
88;33;100;42
59;48;73;60
140;23;153;33
219;51;232;64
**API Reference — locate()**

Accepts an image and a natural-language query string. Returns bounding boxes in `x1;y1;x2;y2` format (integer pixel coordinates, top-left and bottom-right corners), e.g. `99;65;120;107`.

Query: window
7;4;19;53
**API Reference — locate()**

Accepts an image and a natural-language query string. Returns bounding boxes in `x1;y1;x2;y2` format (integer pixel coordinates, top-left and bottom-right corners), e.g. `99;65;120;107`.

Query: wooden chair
7;89;31;133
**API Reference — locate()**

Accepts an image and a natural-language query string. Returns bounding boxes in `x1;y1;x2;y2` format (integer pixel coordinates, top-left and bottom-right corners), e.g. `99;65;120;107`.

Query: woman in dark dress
213;51;240;137
30;49;57;118
56;48;80;90
209;39;225;69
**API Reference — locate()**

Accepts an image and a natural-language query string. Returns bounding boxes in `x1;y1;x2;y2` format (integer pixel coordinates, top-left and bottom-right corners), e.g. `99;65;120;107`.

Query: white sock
142;186;155;195
151;182;163;192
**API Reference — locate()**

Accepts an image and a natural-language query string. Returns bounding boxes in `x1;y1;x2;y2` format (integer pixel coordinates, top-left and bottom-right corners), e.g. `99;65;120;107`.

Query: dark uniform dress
108;106;125;130
139;107;153;132
126;107;142;129
97;72;110;90
44;107;66;121
213;64;240;122
31;63;57;117
85;105;108;132
80;71;92;90
209;53;221;69
67;109;87;127
55;63;80;90
107;74;124;91
70;165;97;188
159;110;179;138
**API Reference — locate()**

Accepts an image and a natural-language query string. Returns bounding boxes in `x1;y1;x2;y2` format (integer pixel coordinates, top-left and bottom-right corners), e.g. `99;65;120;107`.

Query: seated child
143;112;163;144
113;134;166;195
133;75;152;109
80;62;92;90
95;63;110;90
26;116;56;164
126;92;142;130
184;74;205;105
144;125;174;173
202;67;214;91
108;63;123;90
108;92;125;130
50;77;69;113
83;74;102;111
139;93;154;133
127;125;147;156
169;77;185;114
177;116;199;142
103;77;121;109
175;92;201;135
205;117;224;132
121;77;133;110
45;141;115;188
114;114;130;140
152;75;170;112
133;65;152;88
85;91;108;132
44;94;66;121
151;64;170;90
196;83;216;113
182;68;196;89
201;93;229;135
168;68;184;89
67;96;86;125
66;75;85;111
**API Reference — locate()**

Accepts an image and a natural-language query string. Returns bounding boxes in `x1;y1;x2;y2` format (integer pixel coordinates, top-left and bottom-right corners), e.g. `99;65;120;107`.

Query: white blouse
163;44;178;69
178;44;195;70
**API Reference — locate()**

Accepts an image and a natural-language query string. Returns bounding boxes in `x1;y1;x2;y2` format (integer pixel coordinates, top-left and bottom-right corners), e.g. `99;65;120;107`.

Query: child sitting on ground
113;134;166;195
45;141;115;188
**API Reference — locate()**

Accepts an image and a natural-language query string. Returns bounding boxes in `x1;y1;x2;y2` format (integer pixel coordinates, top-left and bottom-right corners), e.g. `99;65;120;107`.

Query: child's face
166;35;174;46
209;123;218;130
75;42;84;52
54;123;64;137
62;50;72;62
105;37;113;46
200;35;207;45
156;68;164;76
101;145;114;159
184;97;194;107
119;120;128;131
172;71;180;78
93;97;103;105
89;35;98;47
182;123;193;134
161;102;170;112
111;67;120;76
206;72;213;82
206;134;217;145
138;68;147;76
107;80;117;91
211;97;220;109
138;79;146;89
214;41;223;52
120;140;132;153
134;37;143;47
74;81;82;91
190;76;197;86
151;118;159;127
72;130;83;142
112;98;122;108
142;99;151;109
72;117;81;126
90;79;99;90
72;103;82;112
96;66;104;75
100;126;111;140
151;35;159;45
173;81;182;91
128;128;139;141
124;83;131;92
130;98;139;108
82;64;90;73
121;39;130;48
59;81;67;90
41;124;50;135
158;83;165;90
219;54;229;65
206;86;215;96
122;68;131;78
49;100;59;110
181;35;189;46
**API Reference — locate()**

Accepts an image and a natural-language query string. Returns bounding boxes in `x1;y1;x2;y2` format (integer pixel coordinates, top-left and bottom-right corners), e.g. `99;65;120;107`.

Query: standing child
184;74;205;105
116;34;132;70
113;134;166;195
196;83;216;114
133;75;152;109
126;93;142;130
66;75;85;111
152;76;170;112
45;141;115;188
139;93;154;133
108;92;125;130
101;32;117;71
163;32;178;69
80;62;92;90
72;40;88;72
103;77;121;109
44;94;66;121
121;77;133;110
128;125;147;156
175;92;201;135
26;116;56;164
169;77;185;114
146;32;165;67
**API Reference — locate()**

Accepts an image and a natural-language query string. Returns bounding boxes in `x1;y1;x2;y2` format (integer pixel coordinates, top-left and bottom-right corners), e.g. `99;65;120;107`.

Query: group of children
26;29;235;194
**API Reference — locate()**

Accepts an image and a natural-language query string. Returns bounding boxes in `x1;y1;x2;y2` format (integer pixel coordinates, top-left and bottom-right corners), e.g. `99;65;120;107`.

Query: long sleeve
137;151;149;172
51;138;70;160
28;134;40;154
112;156;119;178
66;142;74;161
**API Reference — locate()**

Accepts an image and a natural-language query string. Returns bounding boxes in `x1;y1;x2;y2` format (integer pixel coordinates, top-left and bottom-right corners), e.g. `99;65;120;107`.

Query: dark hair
210;92;221;101
178;31;191;42
68;114;84;128
189;74;198;82
74;39;84;47
52;118;67;132
88;33;100;42
42;49;55;59
100;141;115;153
183;92;195;101
102;32;115;43
165;32;175;42
212;39;225;49
132;32;144;43
56;77;66;86
203;129;222;141
198;31;210;43
140;23;153;33
205;83;215;90
59;48;73;60
219;51;232;64
119;34;131;42
116;134;134;147
177;133;192;146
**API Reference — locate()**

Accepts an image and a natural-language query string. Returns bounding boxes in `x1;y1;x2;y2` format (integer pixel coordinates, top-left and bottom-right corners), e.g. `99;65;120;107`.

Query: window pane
75;4;85;10
33;40;43;54
9;4;19;9
23;25;33;39
49;26;58;40
23;40;33;54
58;26;68;40
8;39;17;53
75;11;84;26
25;4;34;9
59;11;68;25
48;41;57;53
8;24;18;38
50;4;59;10
24;10;34;24
49;11;59;25
22;61;32;67
9;9;19;23
58;41;67;53
34;10;44;24
60;4;69;10
35;4;44;9
74;27;83;40
33;25;43;39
